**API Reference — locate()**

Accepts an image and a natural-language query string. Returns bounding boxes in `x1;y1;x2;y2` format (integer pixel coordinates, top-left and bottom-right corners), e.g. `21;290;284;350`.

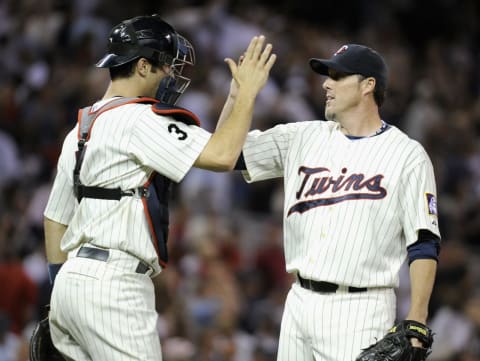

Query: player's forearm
406;259;437;323
195;89;256;171
44;216;68;264
216;75;240;131
215;92;237;131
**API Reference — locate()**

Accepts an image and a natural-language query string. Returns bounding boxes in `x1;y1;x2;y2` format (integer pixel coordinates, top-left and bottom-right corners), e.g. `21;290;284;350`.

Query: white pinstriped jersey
242;120;440;288
44;98;211;275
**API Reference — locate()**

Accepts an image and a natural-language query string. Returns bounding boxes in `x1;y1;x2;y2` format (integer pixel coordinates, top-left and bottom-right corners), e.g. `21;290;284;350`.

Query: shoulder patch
425;193;438;216
151;103;201;127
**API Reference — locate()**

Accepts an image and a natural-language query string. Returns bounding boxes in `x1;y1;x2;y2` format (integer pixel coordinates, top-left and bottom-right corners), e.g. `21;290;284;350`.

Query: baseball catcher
356;320;434;361
30;312;65;361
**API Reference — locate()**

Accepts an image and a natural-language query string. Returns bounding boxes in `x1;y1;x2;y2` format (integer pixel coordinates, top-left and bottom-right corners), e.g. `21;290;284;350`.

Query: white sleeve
129;111;211;183
44;132;77;225
400;148;441;246
242;123;295;183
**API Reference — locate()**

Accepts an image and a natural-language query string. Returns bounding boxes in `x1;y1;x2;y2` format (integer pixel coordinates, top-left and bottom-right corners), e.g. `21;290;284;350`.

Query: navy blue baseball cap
309;44;388;88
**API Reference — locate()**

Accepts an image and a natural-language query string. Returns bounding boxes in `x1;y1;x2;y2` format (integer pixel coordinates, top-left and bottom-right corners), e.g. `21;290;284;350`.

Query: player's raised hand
224;36;276;97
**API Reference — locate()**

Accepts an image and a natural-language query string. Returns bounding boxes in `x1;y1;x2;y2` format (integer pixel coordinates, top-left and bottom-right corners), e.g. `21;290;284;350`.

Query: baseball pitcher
233;44;440;361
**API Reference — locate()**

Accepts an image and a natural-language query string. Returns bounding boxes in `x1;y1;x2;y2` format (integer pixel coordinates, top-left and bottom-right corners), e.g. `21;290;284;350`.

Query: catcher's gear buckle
136;187;150;198
121;187;150;199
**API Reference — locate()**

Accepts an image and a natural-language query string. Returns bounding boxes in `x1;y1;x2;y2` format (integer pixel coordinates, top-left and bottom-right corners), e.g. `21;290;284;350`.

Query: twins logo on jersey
287;166;387;216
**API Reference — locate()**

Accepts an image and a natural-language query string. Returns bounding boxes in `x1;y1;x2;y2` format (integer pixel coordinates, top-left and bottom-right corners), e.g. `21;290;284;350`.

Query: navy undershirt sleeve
407;230;441;265
234;153;246;170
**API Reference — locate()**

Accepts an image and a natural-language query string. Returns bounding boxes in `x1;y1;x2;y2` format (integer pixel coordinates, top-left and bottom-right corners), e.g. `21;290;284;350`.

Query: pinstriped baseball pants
277;282;396;361
49;255;162;361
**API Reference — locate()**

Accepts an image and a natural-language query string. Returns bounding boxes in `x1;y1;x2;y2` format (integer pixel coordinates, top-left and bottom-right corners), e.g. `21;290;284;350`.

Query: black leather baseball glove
30;313;65;361
355;320;434;361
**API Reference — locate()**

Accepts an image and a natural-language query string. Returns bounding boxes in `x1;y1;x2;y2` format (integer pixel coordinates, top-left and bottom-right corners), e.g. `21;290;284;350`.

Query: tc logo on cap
334;45;348;56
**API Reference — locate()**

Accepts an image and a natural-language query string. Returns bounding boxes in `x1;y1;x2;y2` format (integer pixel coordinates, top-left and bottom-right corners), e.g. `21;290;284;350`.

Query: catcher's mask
96;15;195;105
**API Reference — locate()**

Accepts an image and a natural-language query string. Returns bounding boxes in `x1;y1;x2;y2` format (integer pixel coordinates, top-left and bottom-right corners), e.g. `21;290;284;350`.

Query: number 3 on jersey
168;123;188;140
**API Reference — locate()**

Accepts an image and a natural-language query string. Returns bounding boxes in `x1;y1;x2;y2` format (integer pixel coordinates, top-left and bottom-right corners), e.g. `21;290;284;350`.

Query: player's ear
136;58;150;77
361;77;376;96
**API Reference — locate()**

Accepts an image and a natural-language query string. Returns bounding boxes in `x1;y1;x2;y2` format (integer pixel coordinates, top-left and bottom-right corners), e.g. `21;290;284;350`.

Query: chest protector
74;97;200;267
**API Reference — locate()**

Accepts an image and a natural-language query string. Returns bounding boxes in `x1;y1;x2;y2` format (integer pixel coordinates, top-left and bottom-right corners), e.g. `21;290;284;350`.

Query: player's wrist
235;87;257;104
405;314;428;325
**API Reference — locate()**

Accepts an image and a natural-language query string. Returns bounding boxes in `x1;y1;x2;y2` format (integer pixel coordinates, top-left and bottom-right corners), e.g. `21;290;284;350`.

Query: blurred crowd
0;0;479;360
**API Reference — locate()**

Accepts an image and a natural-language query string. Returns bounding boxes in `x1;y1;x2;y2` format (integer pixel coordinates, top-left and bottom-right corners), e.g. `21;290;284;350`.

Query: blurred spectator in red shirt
0;237;38;335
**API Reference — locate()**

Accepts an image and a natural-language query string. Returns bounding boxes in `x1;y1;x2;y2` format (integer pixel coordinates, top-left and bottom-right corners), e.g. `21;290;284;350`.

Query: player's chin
325;109;335;122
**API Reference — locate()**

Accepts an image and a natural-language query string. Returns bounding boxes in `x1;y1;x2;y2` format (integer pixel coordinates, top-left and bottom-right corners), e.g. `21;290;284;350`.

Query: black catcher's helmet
96;15;195;105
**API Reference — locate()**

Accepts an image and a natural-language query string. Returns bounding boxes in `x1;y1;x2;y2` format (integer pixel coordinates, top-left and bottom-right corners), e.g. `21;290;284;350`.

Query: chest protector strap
74;97;200;266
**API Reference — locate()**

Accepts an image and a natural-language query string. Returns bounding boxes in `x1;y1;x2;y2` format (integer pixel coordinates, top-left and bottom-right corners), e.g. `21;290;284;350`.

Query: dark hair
373;84;386;107
109;58;160;80
109;61;136;80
